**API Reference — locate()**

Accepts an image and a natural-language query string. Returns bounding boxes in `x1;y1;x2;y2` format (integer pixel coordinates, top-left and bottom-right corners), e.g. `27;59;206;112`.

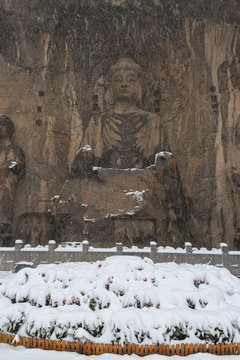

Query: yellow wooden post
57;339;61;351
49;340;53;350
70;341;75;352
53;340;57;351
145;345;149;356
65;341;70;351
135;344;139;355
162;344;166;355
19;336;23;346
167;345;170;356
22;337;26;347
40;339;44;349
76;342;81;353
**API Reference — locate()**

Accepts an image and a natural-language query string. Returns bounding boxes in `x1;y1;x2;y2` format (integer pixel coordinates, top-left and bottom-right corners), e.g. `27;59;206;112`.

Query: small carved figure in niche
71;58;161;175
0;115;24;242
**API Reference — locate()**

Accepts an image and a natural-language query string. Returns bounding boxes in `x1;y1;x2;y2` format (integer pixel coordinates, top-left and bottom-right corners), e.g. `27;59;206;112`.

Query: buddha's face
111;68;140;103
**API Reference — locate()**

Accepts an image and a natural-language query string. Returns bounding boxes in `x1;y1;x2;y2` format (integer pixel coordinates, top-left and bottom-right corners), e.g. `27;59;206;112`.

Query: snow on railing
0;240;239;276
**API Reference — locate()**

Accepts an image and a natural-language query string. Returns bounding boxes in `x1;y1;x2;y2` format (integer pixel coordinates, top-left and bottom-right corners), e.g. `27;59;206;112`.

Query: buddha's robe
81;110;162;169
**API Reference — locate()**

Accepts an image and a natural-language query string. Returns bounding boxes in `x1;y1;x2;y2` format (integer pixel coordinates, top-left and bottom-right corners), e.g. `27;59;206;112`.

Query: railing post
185;242;192;264
116;243;123;255
82;240;89;261
150;241;157;262
48;240;57;263
220;243;229;269
14;239;24;264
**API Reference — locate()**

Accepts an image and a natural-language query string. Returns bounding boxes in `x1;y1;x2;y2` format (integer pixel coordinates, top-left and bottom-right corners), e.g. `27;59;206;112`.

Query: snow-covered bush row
1;256;240;345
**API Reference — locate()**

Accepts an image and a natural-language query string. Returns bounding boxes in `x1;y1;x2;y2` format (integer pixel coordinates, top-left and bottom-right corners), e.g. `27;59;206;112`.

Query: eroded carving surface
0;115;24;245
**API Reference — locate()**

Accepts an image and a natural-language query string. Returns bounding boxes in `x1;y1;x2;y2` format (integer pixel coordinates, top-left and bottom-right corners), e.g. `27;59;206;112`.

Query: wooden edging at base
0;333;240;356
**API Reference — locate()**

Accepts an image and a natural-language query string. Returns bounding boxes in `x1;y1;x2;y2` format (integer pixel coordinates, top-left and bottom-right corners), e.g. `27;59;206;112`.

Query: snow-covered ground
0;257;240;346
1;344;240;360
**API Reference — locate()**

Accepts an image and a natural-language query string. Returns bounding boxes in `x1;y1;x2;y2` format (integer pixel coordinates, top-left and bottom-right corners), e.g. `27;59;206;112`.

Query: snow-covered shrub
1;257;240;344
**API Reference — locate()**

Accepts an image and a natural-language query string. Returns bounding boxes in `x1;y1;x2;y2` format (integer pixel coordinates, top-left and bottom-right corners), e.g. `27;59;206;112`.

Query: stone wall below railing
0;240;239;276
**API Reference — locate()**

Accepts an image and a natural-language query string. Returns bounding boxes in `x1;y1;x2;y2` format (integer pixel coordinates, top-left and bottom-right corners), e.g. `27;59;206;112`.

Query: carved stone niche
55;58;190;247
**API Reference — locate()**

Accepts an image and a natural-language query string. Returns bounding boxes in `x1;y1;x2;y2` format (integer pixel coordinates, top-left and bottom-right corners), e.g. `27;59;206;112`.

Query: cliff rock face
0;0;240;248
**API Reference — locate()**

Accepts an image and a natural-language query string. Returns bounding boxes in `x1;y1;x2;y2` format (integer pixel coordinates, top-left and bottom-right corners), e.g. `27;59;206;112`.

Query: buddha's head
108;58;143;106
0;115;14;140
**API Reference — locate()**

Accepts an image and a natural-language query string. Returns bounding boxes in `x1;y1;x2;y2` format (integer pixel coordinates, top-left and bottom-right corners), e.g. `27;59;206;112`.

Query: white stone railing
0;240;239;276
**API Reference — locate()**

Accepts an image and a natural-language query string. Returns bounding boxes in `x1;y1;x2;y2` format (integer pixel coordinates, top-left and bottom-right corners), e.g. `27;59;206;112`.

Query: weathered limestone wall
0;0;240;248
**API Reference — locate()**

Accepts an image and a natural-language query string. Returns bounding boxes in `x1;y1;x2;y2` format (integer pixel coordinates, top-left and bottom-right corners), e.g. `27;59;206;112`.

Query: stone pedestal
55;152;190;247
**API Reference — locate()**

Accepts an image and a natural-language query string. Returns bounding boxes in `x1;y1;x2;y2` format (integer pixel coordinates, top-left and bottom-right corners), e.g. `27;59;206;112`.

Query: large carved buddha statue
56;58;190;247
71;58;162;175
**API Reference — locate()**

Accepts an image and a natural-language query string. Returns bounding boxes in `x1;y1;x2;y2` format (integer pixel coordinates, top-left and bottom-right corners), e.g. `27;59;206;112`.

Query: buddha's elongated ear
105;85;115;107
0;115;14;139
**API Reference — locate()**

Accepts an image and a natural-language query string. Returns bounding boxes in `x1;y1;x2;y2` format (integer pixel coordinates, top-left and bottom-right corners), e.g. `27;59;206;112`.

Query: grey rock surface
0;1;240;248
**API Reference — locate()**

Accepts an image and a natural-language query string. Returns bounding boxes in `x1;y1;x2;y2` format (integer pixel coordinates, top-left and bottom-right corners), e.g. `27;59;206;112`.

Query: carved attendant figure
72;58;161;175
0;115;24;240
